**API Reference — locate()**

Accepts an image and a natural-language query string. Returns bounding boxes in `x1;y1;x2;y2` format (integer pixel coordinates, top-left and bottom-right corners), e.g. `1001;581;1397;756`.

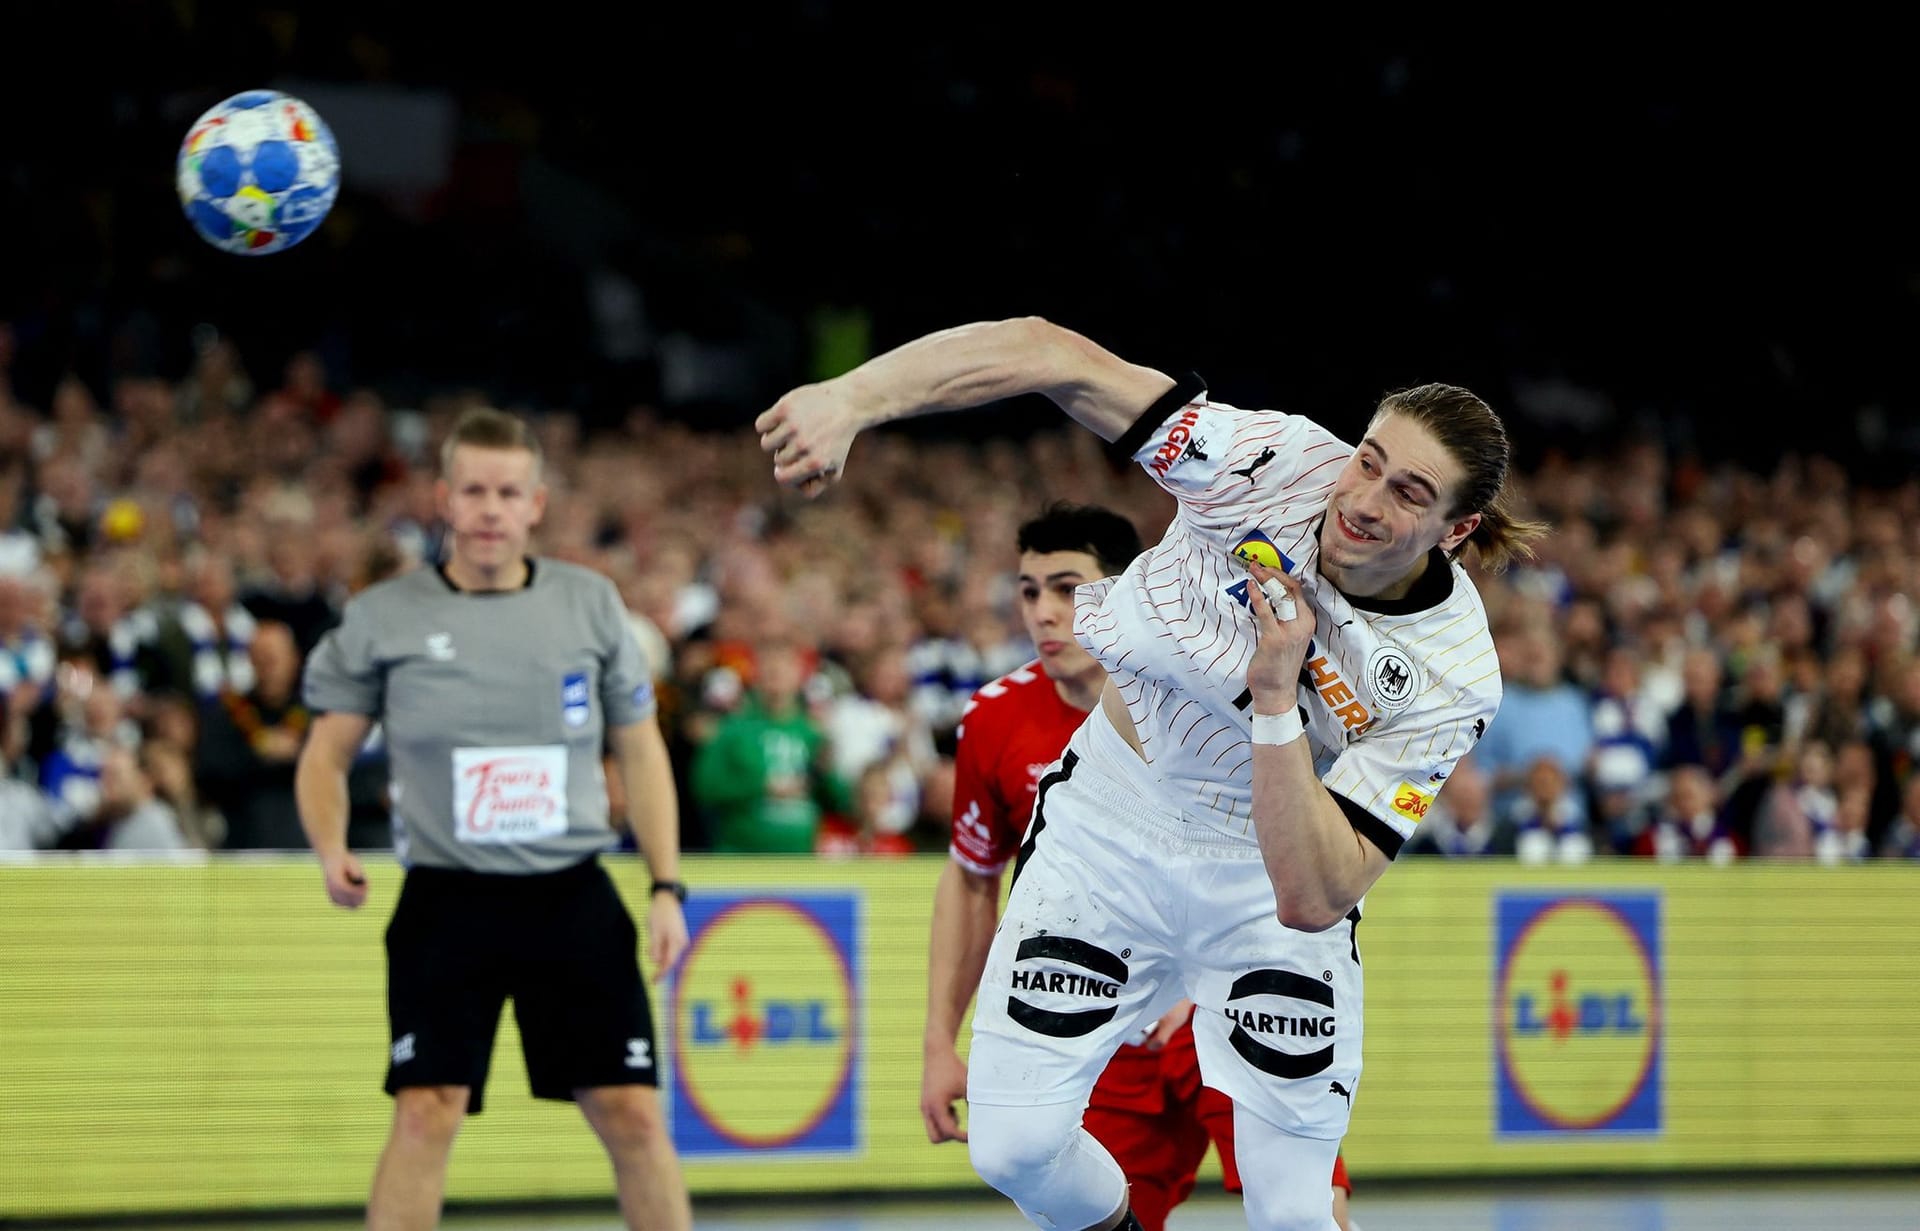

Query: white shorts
966;737;1365;1140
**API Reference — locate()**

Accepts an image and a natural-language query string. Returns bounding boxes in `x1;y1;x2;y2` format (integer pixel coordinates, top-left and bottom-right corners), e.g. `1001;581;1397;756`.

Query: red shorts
1083;1020;1348;1231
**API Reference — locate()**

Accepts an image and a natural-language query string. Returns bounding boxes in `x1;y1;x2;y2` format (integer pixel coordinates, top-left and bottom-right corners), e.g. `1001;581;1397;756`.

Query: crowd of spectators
3;326;1918;866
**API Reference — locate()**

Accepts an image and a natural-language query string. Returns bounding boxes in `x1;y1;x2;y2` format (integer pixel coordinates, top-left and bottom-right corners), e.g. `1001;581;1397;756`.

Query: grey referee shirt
303;558;655;874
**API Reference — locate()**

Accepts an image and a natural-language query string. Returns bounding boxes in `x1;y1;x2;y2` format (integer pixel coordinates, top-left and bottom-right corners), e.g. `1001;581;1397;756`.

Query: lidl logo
669;893;860;1156
1495;892;1661;1136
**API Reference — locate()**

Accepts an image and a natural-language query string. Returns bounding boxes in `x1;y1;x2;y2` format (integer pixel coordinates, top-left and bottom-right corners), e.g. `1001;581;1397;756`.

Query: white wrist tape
1251;708;1305;746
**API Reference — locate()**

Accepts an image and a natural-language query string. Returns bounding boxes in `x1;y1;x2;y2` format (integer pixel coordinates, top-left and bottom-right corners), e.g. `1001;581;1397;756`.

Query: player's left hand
646;894;690;983
1245;560;1312;709
1145;998;1196;1050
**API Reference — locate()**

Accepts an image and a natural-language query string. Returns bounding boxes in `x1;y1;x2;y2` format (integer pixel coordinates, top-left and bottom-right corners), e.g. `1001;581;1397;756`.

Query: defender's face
438;445;546;573
1018;549;1104;681
1320;412;1475;593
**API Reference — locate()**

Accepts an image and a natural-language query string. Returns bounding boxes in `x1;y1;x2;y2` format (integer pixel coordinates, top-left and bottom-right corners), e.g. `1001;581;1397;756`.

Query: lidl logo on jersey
1231;529;1294;574
669;892;860;1157
1495;892;1662;1136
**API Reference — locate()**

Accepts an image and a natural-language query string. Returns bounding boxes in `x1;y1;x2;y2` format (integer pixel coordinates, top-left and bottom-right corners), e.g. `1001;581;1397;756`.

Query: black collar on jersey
1106;371;1209;463
1342;545;1454;615
435;557;537;595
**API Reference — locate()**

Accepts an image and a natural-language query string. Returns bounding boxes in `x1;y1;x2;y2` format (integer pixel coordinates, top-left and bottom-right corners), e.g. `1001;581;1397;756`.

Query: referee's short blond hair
440;407;544;483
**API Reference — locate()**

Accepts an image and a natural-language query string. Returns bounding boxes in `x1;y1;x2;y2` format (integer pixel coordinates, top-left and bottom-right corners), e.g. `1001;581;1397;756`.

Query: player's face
1320;412;1480;598
438;445;547;575
1017;549;1103;682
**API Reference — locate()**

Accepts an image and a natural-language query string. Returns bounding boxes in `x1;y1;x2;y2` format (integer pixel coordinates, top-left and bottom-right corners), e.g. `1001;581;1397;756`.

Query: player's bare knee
391;1085;467;1143
578;1087;667;1152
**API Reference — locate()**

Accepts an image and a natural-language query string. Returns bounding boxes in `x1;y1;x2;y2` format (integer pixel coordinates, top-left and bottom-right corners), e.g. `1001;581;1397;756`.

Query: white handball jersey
1071;374;1502;857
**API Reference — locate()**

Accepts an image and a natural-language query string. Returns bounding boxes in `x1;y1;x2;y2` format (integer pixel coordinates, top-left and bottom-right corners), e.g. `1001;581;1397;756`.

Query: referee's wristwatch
650;879;688;904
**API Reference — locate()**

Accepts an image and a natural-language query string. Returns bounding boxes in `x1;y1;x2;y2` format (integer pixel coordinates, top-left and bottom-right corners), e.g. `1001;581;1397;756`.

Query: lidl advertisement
3;857;1919;1220
1494;892;1661;1136
670;892;861;1157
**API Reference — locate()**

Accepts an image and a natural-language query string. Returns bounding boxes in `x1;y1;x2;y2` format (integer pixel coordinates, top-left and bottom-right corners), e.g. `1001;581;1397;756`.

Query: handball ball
176;90;339;255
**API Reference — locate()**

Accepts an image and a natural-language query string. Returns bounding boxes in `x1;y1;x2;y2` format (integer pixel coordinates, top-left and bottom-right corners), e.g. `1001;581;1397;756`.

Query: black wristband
650;879;687;903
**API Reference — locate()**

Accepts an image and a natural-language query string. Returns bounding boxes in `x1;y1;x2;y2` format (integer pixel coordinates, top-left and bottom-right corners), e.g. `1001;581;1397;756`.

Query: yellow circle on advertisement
673;899;855;1147
1497;898;1659;1129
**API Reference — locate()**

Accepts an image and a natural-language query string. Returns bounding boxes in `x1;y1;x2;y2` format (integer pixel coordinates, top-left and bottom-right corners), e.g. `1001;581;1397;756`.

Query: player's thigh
512;864;659;1100
1183;862;1365;1140
967;779;1183;1108
384;870;509;1108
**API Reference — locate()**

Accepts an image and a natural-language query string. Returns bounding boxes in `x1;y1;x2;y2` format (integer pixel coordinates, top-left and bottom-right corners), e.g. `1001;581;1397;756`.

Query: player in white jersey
758;318;1544;1231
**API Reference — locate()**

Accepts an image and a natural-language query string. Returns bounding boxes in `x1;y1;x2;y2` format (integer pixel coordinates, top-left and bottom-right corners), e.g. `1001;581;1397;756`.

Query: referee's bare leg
578;1084;693;1230
367;1084;469;1230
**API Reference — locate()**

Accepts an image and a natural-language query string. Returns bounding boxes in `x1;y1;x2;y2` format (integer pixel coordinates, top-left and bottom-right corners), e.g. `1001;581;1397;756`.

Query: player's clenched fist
756;383;860;497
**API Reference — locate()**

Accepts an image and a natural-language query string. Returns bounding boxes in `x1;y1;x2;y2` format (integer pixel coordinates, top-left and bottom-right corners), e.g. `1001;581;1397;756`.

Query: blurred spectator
1878;775;1920;860
1803;645;1874;751
39;659;138;820
64;744;190;852
59;560;164;699
1662;647;1742;776
275;351;342;425
241;533;338;657
153;551;256;701
0;570;55;711
0;708;67;849
194;621;308;849
176;333;254;424
690;636;850;852
143;693;223;850
31;453;103;557
823;644;938;852
1512;757;1595;865
1477;622;1593;820
1402;756;1515;857
1635;764;1741;864
1867;657;1920;826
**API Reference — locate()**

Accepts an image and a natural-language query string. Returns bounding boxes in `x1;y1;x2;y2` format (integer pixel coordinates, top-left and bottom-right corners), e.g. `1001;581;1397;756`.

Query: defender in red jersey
921;503;1353;1231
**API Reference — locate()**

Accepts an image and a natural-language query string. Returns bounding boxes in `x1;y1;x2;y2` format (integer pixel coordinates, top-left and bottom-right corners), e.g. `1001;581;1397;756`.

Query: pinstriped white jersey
1071;385;1502;854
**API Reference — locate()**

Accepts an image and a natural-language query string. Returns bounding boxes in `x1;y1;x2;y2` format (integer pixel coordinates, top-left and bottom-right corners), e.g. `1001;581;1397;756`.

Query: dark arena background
3;6;1917;1230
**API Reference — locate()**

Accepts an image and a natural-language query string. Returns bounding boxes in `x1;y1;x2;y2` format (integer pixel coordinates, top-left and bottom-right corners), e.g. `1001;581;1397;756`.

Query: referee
296;408;692;1231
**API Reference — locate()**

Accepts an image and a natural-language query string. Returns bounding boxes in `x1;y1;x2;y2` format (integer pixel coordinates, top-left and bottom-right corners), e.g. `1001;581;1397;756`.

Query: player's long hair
1372;384;1548;573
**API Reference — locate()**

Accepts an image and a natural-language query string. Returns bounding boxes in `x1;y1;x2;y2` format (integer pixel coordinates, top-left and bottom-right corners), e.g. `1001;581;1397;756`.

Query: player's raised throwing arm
756;318;1175;495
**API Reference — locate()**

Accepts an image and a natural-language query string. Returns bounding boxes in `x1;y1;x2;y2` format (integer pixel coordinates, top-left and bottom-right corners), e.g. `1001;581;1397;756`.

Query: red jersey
949;661;1090;875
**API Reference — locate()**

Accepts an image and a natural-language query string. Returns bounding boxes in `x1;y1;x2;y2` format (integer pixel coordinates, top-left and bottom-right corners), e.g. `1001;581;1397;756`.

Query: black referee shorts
383;857;658;1113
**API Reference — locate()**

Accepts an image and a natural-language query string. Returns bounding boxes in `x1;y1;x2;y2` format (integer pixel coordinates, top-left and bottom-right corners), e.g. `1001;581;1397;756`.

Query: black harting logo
1223;969;1338;1079
1006;935;1129;1039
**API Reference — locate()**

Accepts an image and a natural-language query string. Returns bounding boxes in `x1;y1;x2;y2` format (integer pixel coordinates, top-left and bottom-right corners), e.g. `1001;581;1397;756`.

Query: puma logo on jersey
425;633;455;661
1230;447;1276;480
1330;1080;1353;1106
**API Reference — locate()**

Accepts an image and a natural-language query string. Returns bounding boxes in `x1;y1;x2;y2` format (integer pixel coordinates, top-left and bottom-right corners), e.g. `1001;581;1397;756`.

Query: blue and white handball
176;90;340;255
